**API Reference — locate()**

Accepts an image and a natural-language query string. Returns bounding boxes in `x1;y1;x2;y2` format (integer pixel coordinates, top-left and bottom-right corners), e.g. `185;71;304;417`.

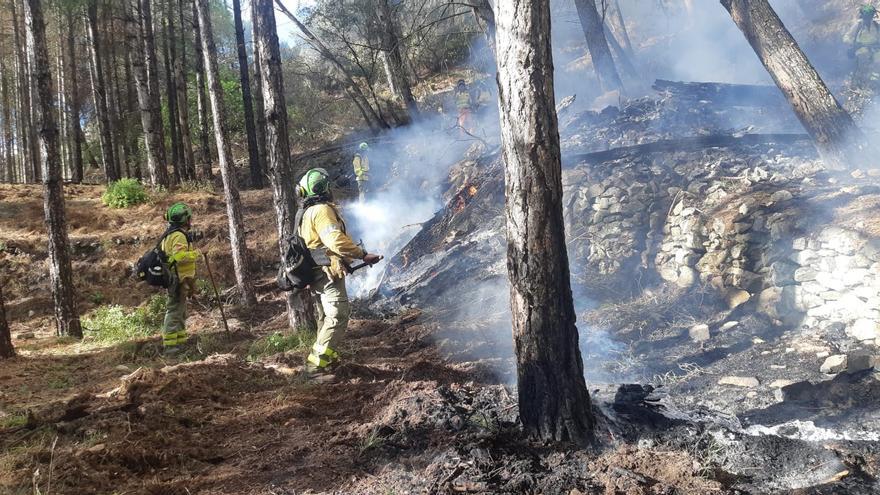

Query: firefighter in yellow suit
352;142;370;202
846;5;880;86
160;202;201;354
297;168;382;376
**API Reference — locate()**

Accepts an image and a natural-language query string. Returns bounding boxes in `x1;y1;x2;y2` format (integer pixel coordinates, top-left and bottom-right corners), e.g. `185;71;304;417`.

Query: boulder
724;289;751;310
846;352;877;372
718;376;760;388
676;267;698;288
820;355;847;374
689;324;710;342
848;319;880;342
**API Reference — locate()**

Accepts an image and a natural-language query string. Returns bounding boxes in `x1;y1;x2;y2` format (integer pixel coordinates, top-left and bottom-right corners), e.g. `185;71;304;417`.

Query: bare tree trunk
274;0;390;131
123;35;141;181
494;0;595;445
0;280;14;359
174;0;195;182
472;0;496;57
196;0;256;309
376;0;419;120
721;0;870;170
1;60;14;183
24;0;82;338
107;13;129;178
65;11;84;183
254;0;315;329
86;0;119;182
55;10;68;180
250;0;268;179
12;0;35;183
573;0;624;94
162;6;182;184
231;0;263;188
130;0;169;187
192;0;213;180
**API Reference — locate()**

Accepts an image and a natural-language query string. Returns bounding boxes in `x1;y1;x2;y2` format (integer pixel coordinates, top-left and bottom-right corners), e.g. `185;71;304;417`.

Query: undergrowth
247;329;316;361
101;178;149;208
82;294;167;344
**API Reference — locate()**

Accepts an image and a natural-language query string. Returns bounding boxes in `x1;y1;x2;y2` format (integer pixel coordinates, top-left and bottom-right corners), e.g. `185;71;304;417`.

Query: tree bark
192;0;213;180
107;13;129;178
24;0;83;338
162;5;182;184
273;0;390;131
231;0;262;189
494;0;595;445
573;0;624;94
376;0;419;120
196;0;256;309
721;0;870;170
250;0;268;179
64;10;84;183
0;280;14;359
12;0;36;183
253;0;315;329
130;0;169;187
85;0;120;182
0;60;14;183
174;0;195;182
472;0;496;57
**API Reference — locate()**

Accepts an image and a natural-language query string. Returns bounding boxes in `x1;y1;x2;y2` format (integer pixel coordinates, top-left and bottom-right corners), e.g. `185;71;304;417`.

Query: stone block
846;352;877;372
725;289;751;310
848;319;880;342
689;324;710;342
718;376;759;388
793;266;818;283
820;354;847;374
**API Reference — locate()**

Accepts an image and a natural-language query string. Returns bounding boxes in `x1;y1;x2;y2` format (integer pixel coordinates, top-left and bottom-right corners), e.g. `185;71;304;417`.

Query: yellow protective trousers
306;268;350;368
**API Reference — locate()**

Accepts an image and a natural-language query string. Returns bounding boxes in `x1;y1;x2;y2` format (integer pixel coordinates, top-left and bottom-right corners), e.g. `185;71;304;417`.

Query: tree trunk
162;6;182;184
24;0;83;338
494;0;595;445
253;0;315;329
273;0;390;131
65;11;84;183
55;10;68;180
192;0;213;180
573;0;624;94
12;0;35;183
130;0;169;187
250;0;268;179
1;60;14;183
107;14;129;178
376;0;419;120
85;0;119;182
123;34;142;181
196;0;256;309
174;0;195;182
0;280;14;359
721;0;870;170
472;0;496;57
231;0;263;189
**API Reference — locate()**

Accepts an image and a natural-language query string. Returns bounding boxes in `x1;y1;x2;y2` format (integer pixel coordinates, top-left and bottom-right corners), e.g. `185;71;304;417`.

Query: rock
849;319;880;341
846;352;877;372
18;332;35;340
114;365;130;372
724;289;751;310
770;190;794;203
793;267;818;283
689;324;710;342
676;267;698;288
719;376;760;388
792;237;807;251
816;351;830;358
720;321;740;331
87;443;106;454
820;355;847;374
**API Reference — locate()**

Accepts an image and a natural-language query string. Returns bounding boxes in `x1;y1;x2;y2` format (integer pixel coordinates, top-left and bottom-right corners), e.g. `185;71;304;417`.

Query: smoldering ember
3;1;880;494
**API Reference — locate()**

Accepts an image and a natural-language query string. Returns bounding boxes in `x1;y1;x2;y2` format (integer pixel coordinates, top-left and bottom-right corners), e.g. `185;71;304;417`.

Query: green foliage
102;178;149;209
83;294;167;344
0;411;28;429
247;329;316;360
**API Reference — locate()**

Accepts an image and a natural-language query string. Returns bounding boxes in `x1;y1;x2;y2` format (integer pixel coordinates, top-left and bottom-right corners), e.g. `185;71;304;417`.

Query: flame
468;185;478;196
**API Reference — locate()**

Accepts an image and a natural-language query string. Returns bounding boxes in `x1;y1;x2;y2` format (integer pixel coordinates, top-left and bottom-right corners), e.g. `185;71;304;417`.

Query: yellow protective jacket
846;20;880;47
455;90;473;110
353;153;370;181
161;230;199;279
299;203;366;279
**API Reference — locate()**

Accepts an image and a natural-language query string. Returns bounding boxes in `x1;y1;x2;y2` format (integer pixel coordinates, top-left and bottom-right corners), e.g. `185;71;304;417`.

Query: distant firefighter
846;4;880;86
352;142;370;202
454;79;475;135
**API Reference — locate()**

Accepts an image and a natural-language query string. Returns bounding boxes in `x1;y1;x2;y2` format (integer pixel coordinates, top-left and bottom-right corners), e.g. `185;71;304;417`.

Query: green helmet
165;202;192;225
298;168;331;198
359;142;369;151
861;4;876;17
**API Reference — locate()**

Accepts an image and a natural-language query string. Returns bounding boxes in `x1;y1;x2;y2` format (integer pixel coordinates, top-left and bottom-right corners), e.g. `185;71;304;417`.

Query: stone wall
563;140;880;345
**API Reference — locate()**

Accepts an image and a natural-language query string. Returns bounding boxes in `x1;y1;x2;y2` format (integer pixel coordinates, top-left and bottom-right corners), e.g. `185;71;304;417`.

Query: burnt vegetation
2;0;880;494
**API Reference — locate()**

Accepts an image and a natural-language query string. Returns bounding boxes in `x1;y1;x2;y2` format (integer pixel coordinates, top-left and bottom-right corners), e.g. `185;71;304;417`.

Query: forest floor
0;184;733;495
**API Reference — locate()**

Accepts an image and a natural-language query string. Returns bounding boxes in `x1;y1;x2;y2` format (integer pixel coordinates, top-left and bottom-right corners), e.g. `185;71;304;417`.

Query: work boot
163;346;181;357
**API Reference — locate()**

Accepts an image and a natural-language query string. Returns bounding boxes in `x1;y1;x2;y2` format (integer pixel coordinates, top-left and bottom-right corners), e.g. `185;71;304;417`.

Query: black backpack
135;226;185;288
276;207;319;292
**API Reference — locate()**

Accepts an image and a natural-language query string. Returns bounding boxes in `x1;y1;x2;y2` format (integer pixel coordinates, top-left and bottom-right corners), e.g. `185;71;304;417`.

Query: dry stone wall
564;141;880;345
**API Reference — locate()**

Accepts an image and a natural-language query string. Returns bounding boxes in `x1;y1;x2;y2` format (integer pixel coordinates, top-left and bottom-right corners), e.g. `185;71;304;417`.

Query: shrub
83;294;167;344
102;178;149;208
247;329;316;361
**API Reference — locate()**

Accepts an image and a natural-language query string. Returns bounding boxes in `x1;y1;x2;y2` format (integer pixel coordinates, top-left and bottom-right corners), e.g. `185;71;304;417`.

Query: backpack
134;226;185;288
276;207;319;292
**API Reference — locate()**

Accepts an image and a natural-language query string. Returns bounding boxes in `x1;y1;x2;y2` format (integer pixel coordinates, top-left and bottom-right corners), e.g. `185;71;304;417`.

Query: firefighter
352;142;370;202
846;5;880;86
454;79;475;135
297;168;382;377
161;202;200;354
